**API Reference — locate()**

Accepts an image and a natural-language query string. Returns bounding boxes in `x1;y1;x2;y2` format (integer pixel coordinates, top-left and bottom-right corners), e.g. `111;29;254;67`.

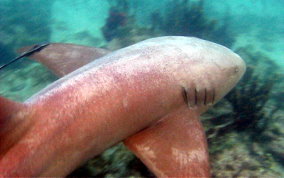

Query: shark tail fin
124;108;210;177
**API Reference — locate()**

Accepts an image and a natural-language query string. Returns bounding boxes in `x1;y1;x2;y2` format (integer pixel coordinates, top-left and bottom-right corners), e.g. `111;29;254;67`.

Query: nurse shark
0;36;245;177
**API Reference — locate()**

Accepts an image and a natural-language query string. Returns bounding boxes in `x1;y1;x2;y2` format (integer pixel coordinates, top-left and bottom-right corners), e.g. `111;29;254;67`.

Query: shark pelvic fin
18;43;110;77
124;107;210;177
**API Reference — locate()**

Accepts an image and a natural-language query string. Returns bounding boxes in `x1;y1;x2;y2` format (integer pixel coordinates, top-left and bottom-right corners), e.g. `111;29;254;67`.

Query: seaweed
68;144;152;177
203;48;283;176
101;1;155;49
151;0;212;37
101;0;236;49
107;0;130;13
102;0;133;42
207;48;281;140
0;0;52;69
149;0;235;47
225;66;277;134
102;8;129;41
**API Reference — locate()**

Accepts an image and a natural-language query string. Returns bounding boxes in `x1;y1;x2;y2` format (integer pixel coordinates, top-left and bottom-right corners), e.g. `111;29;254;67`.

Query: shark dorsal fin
124;107;210;177
18;43;110;77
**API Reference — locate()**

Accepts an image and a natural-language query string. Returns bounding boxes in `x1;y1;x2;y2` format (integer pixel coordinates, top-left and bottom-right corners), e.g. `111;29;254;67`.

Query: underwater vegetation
69;144;153;178
227;49;281;135
203;48;284;176
102;0;154;50
206;47;282;139
150;0;234;47
0;1;52;46
0;0;52;66
101;0;235;49
102;0;130;42
102;8;128;42
0;62;56;101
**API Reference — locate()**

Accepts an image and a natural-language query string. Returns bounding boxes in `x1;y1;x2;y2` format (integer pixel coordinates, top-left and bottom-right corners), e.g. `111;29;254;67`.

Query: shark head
122;37;246;177
121;36;246;113
172;36;246;113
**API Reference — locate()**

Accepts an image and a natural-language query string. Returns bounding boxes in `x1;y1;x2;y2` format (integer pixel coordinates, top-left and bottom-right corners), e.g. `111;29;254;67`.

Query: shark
0;36;245;177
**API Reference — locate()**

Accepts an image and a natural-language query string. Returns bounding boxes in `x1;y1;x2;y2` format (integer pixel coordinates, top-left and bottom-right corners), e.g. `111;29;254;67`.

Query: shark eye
231;66;240;75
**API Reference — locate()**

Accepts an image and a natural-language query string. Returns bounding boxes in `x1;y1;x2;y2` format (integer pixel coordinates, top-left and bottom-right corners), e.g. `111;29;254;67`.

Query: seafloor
0;0;283;177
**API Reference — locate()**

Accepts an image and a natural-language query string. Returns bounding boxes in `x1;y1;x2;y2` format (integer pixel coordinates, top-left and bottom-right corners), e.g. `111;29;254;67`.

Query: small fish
0;36;245;177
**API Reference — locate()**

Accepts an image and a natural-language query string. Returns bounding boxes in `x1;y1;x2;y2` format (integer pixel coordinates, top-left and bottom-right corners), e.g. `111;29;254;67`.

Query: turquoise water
0;0;283;177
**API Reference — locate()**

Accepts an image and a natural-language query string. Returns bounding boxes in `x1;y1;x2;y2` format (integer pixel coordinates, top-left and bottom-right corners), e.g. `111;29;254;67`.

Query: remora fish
0;36;246;177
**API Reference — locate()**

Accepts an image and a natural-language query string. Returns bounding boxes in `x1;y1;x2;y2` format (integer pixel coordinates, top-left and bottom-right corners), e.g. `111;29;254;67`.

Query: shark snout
211;50;246;105
235;54;246;78
228;52;246;84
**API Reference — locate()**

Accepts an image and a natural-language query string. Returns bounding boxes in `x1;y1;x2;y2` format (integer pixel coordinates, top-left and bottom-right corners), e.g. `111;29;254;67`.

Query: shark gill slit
204;88;207;105
194;88;198;105
181;87;189;107
181;86;215;108
212;88;215;104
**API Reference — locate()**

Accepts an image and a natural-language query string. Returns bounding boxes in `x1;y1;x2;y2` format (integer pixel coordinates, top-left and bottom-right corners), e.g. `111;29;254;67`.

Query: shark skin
0;36;245;177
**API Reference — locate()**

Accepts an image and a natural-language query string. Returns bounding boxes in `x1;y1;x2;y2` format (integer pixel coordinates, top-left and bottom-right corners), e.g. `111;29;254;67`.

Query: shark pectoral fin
18;43;110;77
124;108;210;177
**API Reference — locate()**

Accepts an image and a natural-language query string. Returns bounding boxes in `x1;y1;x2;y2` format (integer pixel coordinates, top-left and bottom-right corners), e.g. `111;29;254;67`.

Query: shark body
0;36;245;177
